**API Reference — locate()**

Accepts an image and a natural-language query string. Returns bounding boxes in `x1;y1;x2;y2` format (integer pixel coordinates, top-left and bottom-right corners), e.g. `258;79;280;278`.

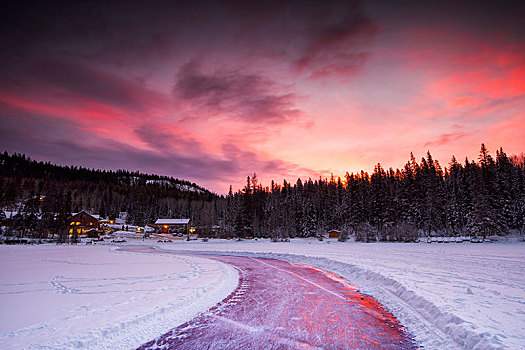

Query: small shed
328;229;341;239
155;218;191;235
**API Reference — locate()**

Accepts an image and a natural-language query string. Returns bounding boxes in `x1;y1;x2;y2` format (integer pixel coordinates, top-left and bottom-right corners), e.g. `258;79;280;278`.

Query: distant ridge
0;151;213;196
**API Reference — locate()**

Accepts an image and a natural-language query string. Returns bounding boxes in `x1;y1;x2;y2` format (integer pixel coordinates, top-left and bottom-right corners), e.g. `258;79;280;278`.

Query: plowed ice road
127;248;417;350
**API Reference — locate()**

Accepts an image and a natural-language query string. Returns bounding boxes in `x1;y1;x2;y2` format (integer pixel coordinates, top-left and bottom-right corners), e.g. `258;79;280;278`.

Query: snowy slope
1;240;523;349
153;239;525;350
0;245;238;350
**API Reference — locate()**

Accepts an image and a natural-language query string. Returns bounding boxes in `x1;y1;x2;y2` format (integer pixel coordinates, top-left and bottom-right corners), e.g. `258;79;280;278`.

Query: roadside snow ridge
198;251;505;350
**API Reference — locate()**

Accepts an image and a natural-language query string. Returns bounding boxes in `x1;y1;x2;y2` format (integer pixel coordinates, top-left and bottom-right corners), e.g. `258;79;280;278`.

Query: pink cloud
174;61;302;124
446;96;484;108
424;132;469;148
1;0;523;193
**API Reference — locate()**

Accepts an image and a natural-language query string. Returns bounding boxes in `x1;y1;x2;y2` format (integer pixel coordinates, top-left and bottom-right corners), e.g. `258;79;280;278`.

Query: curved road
123;247;417;349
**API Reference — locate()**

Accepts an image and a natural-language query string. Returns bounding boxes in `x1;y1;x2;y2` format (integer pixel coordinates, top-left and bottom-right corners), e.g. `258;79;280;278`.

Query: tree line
1;145;524;242
224;145;525;241
0;151;218;241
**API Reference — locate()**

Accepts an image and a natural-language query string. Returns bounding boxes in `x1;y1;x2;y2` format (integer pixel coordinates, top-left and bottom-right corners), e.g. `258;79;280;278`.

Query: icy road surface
153;239;525;349
136;252;417;350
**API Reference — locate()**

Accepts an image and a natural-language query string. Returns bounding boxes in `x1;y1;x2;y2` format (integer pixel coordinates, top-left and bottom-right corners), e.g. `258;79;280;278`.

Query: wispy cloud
0;100;318;192
1;0;523;193
174;61;301;124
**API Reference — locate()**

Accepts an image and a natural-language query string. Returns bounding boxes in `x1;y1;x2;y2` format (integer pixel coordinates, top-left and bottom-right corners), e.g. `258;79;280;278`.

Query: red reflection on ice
127;249;417;350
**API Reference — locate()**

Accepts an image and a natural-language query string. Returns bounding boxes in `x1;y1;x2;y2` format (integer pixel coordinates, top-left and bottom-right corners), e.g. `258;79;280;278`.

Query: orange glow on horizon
2;2;523;195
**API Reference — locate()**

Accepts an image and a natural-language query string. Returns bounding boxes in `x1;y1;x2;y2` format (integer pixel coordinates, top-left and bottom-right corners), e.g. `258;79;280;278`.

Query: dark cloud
5;0;520;192
299;53;369;79
0;59;167;114
3;0;521;86
34;61;146;110
0;102;96;160
220;143;318;180
175;61;301;123
218;0;377;78
1;0;376;79
133;122;206;153
0;102;316;192
288;1;376;77
0;1;184;67
369;0;524;39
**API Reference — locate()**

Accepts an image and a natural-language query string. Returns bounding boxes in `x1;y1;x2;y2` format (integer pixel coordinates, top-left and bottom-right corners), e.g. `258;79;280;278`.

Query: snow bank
1;240;522;349
152;239;524;350
0;245;238;349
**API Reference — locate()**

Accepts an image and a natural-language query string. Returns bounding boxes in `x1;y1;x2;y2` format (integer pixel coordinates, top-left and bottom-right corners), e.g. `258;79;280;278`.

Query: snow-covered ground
151;239;525;350
1;239;524;349
0;245;237;349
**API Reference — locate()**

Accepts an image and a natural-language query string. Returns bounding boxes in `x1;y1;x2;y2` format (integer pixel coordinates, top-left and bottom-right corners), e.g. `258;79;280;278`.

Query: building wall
328;230;340;238
157;223;190;235
69;211;100;235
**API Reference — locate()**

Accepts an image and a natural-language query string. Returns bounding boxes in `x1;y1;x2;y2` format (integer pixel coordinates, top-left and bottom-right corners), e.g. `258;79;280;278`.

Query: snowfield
154;239;525;350
0;245;237;349
0;239;524;350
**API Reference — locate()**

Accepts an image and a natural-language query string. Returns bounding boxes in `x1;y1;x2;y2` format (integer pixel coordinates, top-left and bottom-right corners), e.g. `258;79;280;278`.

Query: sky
1;0;524;193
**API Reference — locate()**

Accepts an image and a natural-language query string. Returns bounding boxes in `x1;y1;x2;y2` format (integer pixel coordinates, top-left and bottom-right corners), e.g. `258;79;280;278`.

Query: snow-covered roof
155;218;190;225
3;210;19;218
3;211;42;220
71;211;101;220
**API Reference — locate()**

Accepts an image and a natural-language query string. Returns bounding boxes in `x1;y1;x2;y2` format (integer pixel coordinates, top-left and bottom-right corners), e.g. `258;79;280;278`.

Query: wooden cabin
69;211;101;236
155;218;191;235
328;229;341;239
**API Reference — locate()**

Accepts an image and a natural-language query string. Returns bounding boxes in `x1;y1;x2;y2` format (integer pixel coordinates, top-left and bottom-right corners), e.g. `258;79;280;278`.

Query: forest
0;151;218;240
227;145;525;241
1;145;524;242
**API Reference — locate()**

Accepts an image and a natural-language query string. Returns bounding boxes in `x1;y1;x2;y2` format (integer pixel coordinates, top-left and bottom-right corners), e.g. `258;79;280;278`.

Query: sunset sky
1;0;524;193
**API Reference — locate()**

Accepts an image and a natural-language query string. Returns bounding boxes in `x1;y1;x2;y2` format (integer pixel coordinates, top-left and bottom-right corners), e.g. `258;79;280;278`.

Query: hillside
0;152;221;236
0;152;213;195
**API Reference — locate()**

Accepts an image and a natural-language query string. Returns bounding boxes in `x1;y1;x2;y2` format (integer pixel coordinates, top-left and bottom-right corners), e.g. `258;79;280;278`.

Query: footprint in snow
50;276;79;294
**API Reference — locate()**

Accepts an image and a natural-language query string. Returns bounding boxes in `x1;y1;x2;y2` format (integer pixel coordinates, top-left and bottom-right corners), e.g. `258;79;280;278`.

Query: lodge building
154;218;191;235
69;211;101;236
